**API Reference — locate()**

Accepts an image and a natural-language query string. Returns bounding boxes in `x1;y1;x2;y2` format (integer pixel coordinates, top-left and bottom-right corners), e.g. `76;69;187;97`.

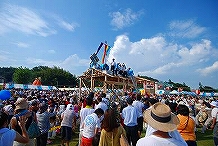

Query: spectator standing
99;109;127;146
60;104;76;146
0;111;29;146
137;102;187;146
95;97;108;113
36;102;56;146
10;98;34;146
210;101;218;146
78;94;95;145
122;97;139;146
80;108;104;146
132;93;145;137
177;104;197;146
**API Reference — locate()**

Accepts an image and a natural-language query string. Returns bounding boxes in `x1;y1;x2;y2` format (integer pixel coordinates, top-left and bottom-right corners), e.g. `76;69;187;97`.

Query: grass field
48;128;214;146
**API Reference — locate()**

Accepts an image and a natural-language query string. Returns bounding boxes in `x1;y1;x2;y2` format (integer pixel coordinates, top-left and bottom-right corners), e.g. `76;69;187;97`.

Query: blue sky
0;0;218;89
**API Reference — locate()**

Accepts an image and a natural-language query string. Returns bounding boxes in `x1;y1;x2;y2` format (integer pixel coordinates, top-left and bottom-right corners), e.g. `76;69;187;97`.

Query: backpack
27;120;41;138
27;113;41;139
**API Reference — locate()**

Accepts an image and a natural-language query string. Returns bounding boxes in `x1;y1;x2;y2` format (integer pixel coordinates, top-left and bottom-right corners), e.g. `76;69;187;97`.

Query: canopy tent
199;92;218;97
155;90;165;95
169;90;179;95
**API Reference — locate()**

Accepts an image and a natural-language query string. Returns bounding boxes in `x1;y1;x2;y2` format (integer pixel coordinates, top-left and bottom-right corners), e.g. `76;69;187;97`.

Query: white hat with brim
15;98;28;110
143;102;180;132
210;101;218;107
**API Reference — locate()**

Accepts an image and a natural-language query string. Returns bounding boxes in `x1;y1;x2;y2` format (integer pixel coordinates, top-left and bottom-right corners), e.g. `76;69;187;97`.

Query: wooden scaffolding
78;68;155;98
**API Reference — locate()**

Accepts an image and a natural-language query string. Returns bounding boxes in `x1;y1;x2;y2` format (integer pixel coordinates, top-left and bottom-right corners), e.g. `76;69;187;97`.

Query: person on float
110;58;117;76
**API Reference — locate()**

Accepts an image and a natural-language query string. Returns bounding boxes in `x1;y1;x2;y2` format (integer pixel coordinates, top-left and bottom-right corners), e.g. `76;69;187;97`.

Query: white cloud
25;54;89;75
168;20;206;38
48;13;79;32
13;42;30;48
61;54;89;67
48;50;56;54
198;61;218;76
106;34;218;88
0;4;56;37
58;20;79;32
109;8;143;29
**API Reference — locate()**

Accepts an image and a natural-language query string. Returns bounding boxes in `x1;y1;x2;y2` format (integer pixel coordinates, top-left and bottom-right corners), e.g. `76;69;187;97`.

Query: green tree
31;66;78;87
0;67;16;82
13;67;32;84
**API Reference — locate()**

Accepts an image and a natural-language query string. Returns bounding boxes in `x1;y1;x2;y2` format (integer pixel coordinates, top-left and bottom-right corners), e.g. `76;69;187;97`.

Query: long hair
101;109;119;132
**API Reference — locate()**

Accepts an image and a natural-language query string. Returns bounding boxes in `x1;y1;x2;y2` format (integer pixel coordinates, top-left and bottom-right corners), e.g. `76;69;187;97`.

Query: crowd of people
0;87;218;146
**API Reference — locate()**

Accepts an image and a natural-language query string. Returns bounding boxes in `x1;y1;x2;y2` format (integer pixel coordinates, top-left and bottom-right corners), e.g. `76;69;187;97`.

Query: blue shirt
122;105;139;126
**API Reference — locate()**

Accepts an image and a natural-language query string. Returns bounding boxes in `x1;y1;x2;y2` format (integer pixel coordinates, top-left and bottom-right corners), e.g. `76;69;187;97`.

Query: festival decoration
32;77;42;85
0;90;11;100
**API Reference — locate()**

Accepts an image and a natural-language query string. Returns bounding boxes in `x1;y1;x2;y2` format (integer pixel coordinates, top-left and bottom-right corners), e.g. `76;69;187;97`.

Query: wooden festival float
78;68;155;99
78;41;156;99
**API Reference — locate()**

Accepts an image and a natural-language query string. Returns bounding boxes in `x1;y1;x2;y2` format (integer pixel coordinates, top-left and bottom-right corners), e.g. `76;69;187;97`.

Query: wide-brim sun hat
143;102;180;132
15;98;28;110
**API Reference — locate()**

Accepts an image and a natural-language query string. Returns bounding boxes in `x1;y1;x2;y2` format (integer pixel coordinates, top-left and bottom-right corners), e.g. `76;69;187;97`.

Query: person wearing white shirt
80;108;104;146
137;102;187;146
110;58;117;76
132;94;144;137
210;101;218;145
95;97;108;113
79;97;95;146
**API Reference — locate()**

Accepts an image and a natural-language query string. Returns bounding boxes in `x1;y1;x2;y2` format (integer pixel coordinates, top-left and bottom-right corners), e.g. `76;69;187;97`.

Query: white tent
170;90;179;95
155;90;165;95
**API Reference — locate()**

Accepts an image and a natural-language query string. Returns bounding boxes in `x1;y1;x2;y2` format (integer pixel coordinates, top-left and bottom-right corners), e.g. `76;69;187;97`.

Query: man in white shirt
95;97;108;113
122;97;140;146
110;58;117;76
210;101;218;145
132;94;144;137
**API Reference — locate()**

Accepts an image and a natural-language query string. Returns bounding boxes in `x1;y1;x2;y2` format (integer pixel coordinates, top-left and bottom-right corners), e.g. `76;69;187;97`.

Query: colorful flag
106;46;111;55
101;44;108;64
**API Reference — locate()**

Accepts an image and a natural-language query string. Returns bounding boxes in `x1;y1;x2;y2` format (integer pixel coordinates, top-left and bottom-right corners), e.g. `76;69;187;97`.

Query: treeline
0;66;78;87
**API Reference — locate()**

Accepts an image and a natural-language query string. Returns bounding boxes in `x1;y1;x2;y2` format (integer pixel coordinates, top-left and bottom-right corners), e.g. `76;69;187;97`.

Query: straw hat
15;98;28;110
143;102;179;132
